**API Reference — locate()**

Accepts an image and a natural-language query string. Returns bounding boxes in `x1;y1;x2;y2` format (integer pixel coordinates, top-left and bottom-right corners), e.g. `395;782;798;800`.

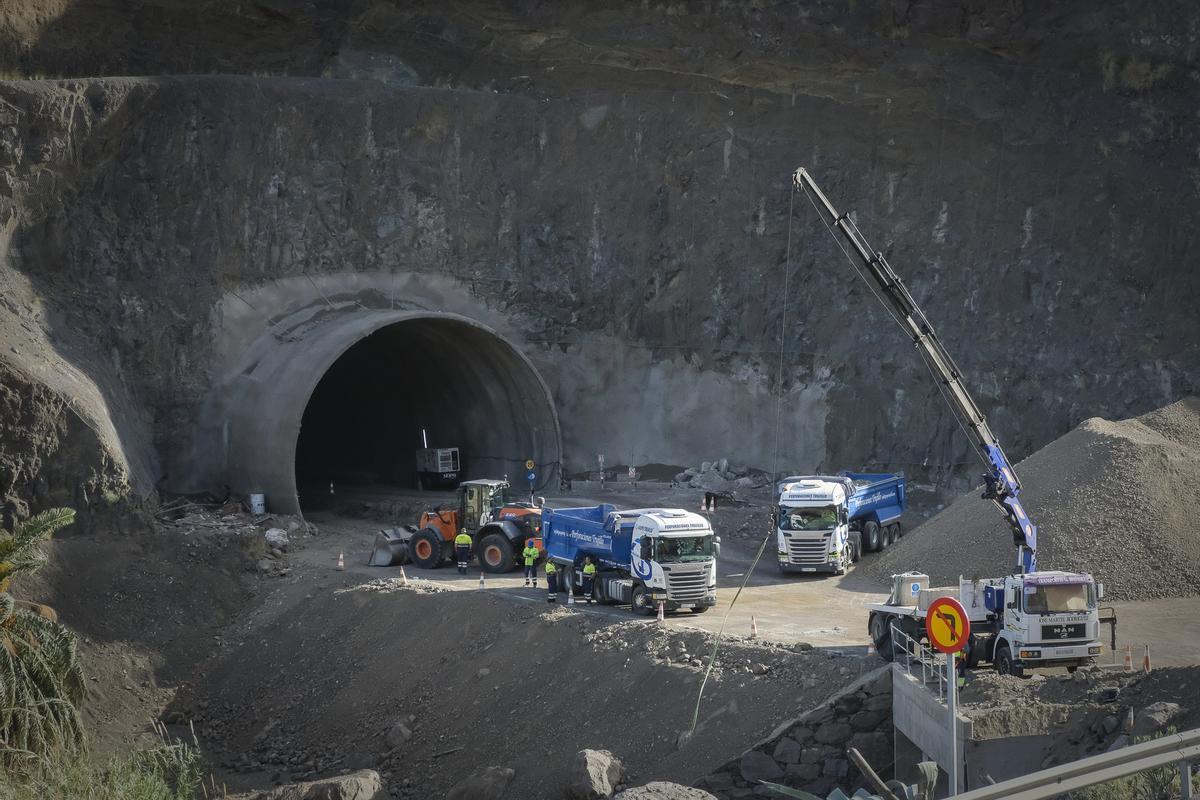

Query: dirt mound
865;398;1200;600
167;575;860;800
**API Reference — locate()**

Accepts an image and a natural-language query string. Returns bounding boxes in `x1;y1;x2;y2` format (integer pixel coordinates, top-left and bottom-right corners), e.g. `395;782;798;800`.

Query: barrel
248;493;266;515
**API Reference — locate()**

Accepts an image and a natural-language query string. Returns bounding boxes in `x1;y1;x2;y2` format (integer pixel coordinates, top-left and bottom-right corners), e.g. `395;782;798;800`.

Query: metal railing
890;621;949;700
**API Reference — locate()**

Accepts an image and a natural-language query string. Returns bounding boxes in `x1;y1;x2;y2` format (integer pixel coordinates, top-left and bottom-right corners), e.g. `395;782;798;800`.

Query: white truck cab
775;478;851;574
625;509;719;614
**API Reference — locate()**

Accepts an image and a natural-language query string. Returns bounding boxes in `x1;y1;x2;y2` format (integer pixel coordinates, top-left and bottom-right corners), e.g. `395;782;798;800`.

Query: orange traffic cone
750;616;759;639
336;551;345;570
478;572;486;589
1123;645;1133;671
1142;645;1152;673
399;565;409;587
656;600;665;623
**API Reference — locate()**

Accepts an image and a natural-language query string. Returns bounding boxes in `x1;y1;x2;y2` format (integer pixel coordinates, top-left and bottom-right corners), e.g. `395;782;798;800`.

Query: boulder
691;472;732;492
784;763;820;782
823;758;849;778
850;710;886;731
613;783;717;800
445;766;515;800
674;472;691;484
771;737;803;764
716;458;729;474
265;528;290;550
737;751;783;784
813;722;853;745
565;749;624;799
230;769;384;800
733;477;757;489
1132;702;1184;737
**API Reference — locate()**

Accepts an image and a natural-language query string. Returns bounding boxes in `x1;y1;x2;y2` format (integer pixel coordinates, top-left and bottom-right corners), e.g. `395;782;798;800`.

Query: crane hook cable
687;182;798;739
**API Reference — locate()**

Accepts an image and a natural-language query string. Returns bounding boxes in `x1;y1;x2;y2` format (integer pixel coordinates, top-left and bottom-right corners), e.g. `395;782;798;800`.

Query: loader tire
863;521;881;552
478;532;515;574
410;528;444;570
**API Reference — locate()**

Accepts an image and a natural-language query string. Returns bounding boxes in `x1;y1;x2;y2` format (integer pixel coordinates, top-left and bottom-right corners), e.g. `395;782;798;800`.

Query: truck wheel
692;605;710;614
995;645;1024;678
894;522;904;538
869;614;895;662
863;521;881;552
410;528;444;570
850;533;862;563
477;533;515;574
631;586;655;616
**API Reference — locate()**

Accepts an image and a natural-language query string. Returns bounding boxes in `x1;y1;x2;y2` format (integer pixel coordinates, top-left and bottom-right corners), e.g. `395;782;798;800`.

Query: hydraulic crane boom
792;168;1038;573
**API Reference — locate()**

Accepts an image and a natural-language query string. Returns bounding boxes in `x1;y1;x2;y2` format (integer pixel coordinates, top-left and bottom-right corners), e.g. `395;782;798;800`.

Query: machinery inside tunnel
292;316;561;513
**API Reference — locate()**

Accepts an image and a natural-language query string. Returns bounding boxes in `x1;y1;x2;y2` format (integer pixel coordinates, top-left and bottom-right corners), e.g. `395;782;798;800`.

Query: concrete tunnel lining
223;311;562;516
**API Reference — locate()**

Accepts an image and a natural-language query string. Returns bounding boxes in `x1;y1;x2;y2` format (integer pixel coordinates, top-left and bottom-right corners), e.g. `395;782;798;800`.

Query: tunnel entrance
293;317;560;512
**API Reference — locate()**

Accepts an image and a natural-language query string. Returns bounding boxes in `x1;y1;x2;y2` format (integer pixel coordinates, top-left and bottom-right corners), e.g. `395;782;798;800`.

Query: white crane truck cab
866;570;1105;676
775;478;852;574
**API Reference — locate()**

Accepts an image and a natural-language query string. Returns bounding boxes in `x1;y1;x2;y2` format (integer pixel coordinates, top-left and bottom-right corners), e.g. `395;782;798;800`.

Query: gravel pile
865;397;1200;600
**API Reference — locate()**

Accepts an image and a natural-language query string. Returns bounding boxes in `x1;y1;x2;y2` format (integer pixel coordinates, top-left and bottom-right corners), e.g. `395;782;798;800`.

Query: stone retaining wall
696;666;893;799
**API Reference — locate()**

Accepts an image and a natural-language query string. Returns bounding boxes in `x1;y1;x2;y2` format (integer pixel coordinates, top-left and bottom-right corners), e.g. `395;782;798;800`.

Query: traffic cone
399;565;409;587
1123;645;1133;671
656;600;665;623
1142;645;1151;673
336;551;344;570
567;587;575;605
478;572;486;589
750;616;759;638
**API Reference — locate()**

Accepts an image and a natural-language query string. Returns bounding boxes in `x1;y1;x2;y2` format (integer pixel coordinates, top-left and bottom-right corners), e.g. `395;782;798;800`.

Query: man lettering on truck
582;556;597;604
454;529;472;575
522;539;540;587
544;560;558;603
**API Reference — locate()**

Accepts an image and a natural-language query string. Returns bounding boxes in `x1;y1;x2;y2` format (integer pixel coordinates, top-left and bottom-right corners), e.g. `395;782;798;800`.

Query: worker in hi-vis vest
522;539;540;587
544;560;558;603
454;529;472;575
582;556;597;604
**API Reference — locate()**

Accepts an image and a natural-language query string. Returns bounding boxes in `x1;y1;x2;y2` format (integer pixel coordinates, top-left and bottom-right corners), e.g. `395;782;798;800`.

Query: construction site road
308;482;1200;668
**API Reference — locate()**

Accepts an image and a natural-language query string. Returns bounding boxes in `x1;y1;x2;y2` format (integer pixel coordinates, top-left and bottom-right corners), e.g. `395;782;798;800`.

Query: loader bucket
368;528;411;567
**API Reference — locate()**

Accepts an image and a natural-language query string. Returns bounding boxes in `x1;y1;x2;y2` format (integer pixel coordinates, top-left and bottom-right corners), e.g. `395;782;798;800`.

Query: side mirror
1096;583;1105;600
714;537;722;558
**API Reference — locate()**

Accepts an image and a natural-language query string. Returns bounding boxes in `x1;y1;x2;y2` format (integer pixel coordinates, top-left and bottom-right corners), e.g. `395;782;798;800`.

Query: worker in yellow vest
582;556;597;604
544;560;558;603
454;529;472;575
522;539;540;587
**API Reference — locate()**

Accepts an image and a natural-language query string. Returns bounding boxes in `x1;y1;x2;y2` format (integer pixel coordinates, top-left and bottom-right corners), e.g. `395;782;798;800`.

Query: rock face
229;769;384;800
2;0;1197;511
444;766;515;800
699;666;893;798
566;749;624;799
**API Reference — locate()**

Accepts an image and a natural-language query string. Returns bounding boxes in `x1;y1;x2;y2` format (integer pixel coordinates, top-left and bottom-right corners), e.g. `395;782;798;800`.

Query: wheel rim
484;545;503;567
633;591;646;610
414;540;432;560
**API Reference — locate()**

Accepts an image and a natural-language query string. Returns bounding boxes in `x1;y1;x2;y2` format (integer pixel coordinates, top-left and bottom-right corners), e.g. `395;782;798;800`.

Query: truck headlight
1088;645;1102;655
1019;649;1041;659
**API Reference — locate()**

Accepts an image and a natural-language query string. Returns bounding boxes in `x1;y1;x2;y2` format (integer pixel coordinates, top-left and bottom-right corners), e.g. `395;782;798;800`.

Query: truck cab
992;571;1104;675
775;478;852;574
626;509;719;614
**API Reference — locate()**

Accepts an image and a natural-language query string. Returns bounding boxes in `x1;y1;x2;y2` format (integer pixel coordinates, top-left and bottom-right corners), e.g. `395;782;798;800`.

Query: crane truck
774;472;906;574
793;168;1107;676
542;505;719;615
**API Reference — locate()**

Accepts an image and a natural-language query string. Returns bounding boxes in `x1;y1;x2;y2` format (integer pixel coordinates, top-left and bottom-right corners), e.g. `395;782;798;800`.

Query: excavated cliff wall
0;1;1197;507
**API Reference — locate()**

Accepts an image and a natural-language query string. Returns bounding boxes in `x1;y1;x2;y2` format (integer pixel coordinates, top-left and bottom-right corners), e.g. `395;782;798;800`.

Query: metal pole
948;651;959;796
1182;760;1193;800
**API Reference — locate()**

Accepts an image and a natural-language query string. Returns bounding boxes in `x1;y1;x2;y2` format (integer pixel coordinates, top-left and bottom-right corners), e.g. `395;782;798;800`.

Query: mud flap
368;527;411;567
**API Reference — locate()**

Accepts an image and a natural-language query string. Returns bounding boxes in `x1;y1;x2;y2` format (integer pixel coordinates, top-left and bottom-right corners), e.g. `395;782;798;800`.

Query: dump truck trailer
775;472;906;574
542;505;719;615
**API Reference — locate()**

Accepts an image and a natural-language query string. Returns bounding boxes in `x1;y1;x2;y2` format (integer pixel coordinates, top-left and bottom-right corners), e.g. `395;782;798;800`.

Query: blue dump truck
774;472;906;575
542;505;719;615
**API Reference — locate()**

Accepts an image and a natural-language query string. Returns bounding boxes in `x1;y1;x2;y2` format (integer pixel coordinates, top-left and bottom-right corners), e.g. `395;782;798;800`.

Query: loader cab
458;479;513;534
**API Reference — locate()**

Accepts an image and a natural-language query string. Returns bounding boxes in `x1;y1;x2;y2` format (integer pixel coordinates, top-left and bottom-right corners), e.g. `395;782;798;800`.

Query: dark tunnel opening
294;317;560;512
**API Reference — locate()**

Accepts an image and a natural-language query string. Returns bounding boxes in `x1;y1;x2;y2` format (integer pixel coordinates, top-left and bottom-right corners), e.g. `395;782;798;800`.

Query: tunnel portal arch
223;311;562;516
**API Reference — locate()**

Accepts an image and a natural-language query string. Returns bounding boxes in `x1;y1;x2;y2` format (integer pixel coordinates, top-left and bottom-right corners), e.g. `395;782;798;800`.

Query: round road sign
525;459;535;470
925;596;970;654
526;471;537;482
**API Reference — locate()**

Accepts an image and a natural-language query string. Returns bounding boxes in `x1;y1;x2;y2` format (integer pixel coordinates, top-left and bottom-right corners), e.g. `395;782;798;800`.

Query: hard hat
460;528;467;534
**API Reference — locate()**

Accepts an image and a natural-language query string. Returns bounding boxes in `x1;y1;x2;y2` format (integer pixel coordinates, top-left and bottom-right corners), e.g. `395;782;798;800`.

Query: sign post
926;596;970;797
525;460;537;501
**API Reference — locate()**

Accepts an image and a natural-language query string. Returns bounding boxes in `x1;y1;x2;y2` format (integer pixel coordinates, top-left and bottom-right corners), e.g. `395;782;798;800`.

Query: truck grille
666;570;708;601
786;533;830;565
1041;623;1087;641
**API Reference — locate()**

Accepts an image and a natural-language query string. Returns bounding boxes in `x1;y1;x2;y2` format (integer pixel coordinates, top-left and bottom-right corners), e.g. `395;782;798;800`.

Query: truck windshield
778;505;837;531
655;536;714;563
1024;583;1094;614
